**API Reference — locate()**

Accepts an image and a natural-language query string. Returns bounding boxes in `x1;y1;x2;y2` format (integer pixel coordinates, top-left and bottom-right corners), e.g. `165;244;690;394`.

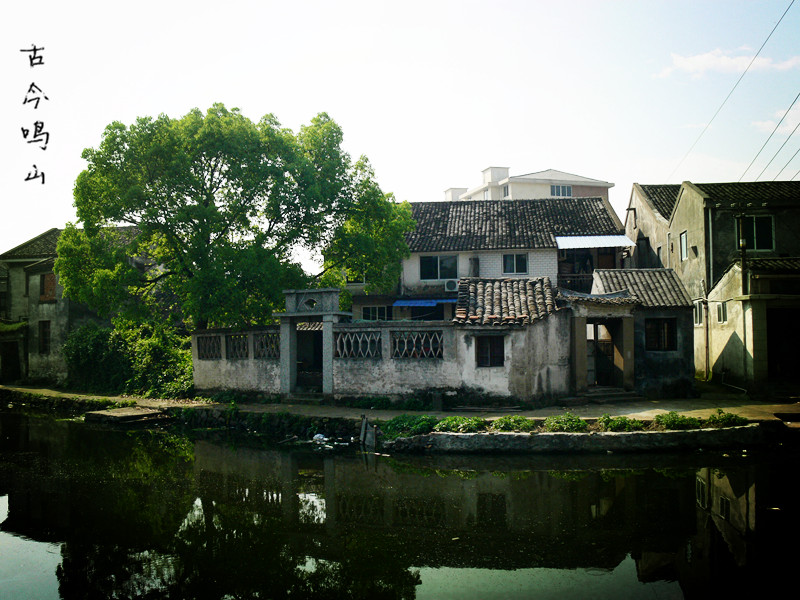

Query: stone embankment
384;424;773;454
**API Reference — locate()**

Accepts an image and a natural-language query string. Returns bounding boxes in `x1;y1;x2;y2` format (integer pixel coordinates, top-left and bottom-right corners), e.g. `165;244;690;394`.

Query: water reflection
0;411;797;599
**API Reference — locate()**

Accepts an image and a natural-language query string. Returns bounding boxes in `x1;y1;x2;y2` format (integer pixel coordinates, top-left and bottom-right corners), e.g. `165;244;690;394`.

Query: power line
667;0;796;181
756;108;800;179
773;141;800;180
742;91;800;180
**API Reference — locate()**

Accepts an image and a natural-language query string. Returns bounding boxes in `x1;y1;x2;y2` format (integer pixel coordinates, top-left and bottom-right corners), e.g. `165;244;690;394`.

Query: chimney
482;166;509;184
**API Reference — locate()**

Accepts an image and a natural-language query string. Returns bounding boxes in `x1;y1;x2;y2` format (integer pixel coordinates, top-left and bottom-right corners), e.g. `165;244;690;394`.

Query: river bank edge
2;384;798;454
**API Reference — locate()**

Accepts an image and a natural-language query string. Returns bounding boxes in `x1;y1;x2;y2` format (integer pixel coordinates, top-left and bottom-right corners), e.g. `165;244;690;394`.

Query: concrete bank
2;383;799;454
385;423;773;454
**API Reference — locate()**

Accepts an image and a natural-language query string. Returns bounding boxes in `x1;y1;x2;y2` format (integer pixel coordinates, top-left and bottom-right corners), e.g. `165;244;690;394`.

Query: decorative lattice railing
391;330;443;359
196;335;222;360
334;330;382;358
226;333;249;360
254;331;280;359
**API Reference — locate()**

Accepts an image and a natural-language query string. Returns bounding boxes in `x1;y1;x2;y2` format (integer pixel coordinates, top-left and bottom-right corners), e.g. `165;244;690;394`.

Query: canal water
1;411;797;599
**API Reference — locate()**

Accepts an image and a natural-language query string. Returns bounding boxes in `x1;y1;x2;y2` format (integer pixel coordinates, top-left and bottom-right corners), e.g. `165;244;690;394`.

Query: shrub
654;411;702;430
490;415;537;432
542;412;588;433
434;416;487;433
380;414;440;439
597;414;645;432
704;409;748;428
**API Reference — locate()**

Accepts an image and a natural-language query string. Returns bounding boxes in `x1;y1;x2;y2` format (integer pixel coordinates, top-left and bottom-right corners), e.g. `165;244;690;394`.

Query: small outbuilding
592;269;694;398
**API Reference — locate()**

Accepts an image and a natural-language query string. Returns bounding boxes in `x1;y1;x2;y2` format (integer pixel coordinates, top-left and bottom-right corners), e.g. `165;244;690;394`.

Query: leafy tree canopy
56;104;413;329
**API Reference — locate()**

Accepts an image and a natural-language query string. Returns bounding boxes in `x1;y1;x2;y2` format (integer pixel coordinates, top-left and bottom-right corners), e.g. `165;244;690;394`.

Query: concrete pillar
322;315;334;395
280;319;297;394
571;315;588;394
622;316;634;391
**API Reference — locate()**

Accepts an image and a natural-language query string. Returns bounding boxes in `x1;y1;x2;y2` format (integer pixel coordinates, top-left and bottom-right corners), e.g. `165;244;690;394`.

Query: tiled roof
0;228;61;260
638;184;681;220
696;181;800;208
452;277;557;326
744;257;800;274
558;288;640;306
407;198;622;253
592;269;692;308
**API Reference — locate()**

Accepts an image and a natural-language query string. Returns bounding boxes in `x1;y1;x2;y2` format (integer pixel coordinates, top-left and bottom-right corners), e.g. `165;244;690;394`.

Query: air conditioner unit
444;279;459;292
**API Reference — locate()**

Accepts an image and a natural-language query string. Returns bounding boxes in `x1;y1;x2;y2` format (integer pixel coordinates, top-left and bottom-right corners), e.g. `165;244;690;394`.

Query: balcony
557;273;593;294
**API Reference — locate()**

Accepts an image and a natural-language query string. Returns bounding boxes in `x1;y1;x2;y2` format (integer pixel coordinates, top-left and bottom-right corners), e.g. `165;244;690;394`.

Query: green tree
56;104;411;329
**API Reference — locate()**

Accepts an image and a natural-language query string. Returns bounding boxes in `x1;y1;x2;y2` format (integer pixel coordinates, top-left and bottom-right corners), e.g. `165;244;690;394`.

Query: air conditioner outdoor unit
444;279;459;292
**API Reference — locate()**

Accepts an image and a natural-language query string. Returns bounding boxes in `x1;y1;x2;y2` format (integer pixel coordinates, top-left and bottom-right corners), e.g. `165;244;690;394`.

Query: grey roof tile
592;269;692;308
407;198;622;253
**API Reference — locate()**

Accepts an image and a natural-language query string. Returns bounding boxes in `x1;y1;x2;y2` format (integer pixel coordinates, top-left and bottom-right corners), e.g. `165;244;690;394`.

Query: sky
1;0;799;266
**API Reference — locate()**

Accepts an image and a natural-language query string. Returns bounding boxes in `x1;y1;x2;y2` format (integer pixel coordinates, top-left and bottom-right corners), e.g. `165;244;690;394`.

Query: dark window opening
737;215;774;251
476;335;504;367
645;318;677;351
502;253;527;274
420;255;457;280
38;320;51;355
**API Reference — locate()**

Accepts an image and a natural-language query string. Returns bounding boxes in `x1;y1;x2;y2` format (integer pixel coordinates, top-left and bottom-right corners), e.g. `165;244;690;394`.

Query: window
719;496;731;521
502;185;509;198
551;185;572;197
483;190;489;200
693;300;704;326
38;320;51;355
476;336;504;367
737;215;774;251
39;272;56;302
645;318;677;351
680;231;688;261
716;302;727;323
695;478;708;508
502;253;527;274
362;306;392;321
420;255;457;280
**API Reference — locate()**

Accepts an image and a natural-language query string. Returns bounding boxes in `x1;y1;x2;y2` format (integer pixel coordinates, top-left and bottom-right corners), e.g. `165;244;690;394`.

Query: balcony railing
557;274;594;294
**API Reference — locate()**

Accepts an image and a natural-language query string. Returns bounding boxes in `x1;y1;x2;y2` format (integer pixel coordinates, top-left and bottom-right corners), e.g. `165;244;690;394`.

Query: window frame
550;184;572;197
38;320;51;355
502;185;509;198
737;215;774;252
476;335;504;367
679;230;688;261
693;300;704;326
420;255;458;280
716;301;727;324
644;318;677;351
502;253;528;274
362;305;392;321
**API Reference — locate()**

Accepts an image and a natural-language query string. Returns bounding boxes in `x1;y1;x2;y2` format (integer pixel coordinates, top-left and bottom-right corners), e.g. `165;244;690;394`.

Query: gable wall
668;186;707;299
625;186;670;269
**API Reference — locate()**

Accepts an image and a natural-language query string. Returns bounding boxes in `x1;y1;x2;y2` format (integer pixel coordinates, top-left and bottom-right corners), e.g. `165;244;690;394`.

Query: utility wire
756;109;800;179
773;142;800;180
667;0;796;181
742;91;800;180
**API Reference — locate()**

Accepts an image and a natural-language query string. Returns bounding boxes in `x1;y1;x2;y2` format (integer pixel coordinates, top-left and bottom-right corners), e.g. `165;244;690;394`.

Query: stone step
84;407;168;424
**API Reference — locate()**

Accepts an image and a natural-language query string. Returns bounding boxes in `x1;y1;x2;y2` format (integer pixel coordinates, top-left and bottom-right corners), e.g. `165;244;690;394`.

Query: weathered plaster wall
633;307;694;398
625;185;670;269
668;185;708;300
192;330;281;393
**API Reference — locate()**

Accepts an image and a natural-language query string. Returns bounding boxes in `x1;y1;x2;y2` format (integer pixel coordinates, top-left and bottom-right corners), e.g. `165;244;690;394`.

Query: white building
445;167;614;203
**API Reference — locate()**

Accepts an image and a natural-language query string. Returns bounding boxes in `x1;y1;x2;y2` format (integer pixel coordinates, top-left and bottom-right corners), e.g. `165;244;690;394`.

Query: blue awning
393;298;458;307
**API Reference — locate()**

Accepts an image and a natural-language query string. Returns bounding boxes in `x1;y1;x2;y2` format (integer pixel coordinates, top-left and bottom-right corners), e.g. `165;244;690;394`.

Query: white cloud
657;49;800;78
753;106;800;135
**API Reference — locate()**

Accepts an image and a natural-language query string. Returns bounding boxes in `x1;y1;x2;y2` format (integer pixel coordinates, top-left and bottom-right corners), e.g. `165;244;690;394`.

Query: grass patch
703;409;749;428
490;415;537;432
434;416;488;433
597;414;645;432
654;411;702;430
542;412;588;433
379;414;440;439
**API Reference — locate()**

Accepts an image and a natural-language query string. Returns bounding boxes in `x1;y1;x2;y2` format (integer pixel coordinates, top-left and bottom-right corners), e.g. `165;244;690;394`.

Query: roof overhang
393;298;458;307
555;235;635;249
